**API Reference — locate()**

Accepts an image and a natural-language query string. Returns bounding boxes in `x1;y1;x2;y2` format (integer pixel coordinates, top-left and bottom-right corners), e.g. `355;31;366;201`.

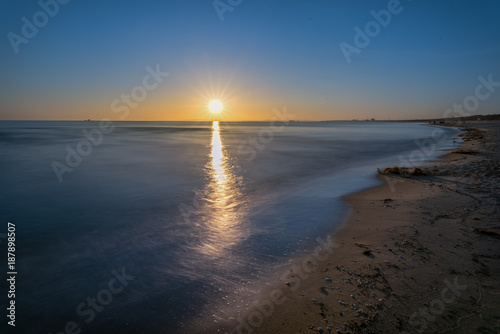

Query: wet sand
229;122;500;334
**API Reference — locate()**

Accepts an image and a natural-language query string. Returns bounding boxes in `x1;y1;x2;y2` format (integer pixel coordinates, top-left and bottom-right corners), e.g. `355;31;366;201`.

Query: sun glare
209;100;223;113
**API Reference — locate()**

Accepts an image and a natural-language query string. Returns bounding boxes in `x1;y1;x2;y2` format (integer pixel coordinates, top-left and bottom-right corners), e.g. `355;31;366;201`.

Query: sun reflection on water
196;121;246;258
211;121;226;187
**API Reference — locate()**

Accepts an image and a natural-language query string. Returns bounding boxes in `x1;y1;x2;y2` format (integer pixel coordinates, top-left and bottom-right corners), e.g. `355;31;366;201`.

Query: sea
0;120;460;333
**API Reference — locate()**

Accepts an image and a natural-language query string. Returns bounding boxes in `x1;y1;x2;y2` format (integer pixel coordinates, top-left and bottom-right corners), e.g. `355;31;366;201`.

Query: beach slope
253;122;500;334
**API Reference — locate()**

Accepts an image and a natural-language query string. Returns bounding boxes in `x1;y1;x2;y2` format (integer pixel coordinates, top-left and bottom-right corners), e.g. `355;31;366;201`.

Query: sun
209;100;223;113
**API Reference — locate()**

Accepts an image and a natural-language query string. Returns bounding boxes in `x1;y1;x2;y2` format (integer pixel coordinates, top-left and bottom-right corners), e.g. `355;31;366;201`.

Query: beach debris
378;166;428;177
317;327;323;332
378;166;401;175
451;148;478;154
353;303;358;308
351;294;355;299
339;300;347;306
474;228;500;237
325;277;332;282
383;198;393;203
411;167;426;176
363;249;372;256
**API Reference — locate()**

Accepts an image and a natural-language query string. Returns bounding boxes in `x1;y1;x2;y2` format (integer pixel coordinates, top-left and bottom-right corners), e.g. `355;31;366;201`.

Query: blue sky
1;0;499;120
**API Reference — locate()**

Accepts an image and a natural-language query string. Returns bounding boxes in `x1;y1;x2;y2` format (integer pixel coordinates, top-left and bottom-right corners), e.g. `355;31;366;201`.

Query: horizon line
0;117;491;123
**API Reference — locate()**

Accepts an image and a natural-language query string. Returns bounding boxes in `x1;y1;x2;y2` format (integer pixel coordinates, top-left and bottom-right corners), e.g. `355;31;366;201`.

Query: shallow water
0;121;459;333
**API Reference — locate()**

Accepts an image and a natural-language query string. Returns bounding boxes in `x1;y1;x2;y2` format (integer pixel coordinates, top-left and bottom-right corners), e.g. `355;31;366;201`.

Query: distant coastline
1;113;499;123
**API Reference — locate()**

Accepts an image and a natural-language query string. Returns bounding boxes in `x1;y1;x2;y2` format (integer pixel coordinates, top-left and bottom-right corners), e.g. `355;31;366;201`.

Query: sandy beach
231;121;500;334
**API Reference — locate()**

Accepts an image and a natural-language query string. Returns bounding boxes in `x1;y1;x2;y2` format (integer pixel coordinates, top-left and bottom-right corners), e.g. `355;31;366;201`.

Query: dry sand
228;122;500;334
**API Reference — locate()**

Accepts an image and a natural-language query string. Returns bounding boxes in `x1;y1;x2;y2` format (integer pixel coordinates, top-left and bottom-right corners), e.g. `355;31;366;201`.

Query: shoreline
225;121;500;334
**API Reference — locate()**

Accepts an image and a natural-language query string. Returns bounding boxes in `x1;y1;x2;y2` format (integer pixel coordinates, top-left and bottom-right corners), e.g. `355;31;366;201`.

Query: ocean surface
0;121;460;333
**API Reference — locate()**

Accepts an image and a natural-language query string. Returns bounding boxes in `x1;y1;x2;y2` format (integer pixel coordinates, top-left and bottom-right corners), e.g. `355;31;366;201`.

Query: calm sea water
0;121;459;333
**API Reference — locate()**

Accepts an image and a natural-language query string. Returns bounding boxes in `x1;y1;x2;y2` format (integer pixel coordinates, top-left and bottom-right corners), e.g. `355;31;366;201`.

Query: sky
0;0;499;121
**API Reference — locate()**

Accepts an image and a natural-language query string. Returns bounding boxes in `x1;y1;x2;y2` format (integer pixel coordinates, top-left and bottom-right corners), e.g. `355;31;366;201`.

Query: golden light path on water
211;121;226;186
196;121;246;258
